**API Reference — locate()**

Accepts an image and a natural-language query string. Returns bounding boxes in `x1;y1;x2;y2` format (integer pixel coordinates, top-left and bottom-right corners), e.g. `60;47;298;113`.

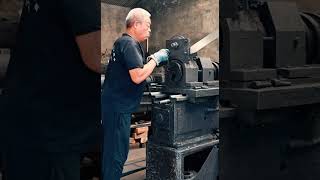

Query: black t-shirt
102;34;146;112
3;0;101;152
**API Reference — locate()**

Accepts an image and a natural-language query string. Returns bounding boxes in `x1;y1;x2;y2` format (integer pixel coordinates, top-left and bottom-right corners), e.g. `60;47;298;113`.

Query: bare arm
129;59;157;84
75;30;102;74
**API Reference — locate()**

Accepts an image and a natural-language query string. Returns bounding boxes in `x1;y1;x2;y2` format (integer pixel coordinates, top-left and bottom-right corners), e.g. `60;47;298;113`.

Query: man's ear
134;21;140;29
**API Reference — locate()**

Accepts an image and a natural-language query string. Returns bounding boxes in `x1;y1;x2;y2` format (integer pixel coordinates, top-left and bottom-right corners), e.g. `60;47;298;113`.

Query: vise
164;35;219;98
146;36;219;180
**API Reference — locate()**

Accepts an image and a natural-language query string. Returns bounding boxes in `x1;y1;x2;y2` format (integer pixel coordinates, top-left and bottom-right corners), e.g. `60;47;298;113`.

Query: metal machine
146;35;219;180
220;0;320;179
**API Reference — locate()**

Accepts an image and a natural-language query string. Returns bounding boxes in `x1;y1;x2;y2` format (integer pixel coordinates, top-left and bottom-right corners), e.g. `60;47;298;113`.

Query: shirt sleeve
122;41;144;70
59;0;100;36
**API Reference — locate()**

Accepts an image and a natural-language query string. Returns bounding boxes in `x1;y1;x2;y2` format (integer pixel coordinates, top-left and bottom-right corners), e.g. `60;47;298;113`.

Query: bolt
171;42;179;49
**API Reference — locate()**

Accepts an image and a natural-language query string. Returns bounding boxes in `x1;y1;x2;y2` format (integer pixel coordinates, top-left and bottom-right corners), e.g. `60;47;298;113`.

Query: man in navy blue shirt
3;0;101;180
101;8;169;180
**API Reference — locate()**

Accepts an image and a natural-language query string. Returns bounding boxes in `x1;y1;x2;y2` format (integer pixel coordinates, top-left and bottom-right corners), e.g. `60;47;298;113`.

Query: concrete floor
121;148;146;180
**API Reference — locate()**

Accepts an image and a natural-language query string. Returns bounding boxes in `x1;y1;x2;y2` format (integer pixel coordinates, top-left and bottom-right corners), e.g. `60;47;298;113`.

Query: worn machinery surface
146;36;219;180
220;0;320;179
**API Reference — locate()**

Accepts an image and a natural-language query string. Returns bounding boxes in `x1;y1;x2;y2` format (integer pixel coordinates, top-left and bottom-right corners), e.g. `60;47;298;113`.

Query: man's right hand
149;49;170;66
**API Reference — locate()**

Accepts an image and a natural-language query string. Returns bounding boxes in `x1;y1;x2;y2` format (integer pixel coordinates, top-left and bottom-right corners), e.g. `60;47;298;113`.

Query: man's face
134;17;151;42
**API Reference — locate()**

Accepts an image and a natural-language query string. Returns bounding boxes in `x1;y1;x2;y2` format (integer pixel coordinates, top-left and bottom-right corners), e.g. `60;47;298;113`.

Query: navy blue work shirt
3;0;101;152
102;33;146;112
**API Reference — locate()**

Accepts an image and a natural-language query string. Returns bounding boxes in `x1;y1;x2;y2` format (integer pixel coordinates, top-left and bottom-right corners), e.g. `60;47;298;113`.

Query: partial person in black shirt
2;0;101;180
101;8;169;180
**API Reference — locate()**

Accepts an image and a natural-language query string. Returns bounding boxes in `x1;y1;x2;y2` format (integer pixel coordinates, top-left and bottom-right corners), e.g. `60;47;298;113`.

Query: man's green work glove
149;49;170;66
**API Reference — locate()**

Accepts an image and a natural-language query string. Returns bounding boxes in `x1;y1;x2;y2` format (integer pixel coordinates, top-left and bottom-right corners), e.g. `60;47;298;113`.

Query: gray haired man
101;8;169;180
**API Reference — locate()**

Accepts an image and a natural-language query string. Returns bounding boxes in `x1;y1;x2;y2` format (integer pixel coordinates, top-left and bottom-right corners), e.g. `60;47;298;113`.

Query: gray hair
125;8;151;28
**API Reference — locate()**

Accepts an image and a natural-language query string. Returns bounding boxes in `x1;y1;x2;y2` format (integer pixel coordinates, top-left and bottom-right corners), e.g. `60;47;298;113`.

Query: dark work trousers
4;147;80;180
102;108;131;180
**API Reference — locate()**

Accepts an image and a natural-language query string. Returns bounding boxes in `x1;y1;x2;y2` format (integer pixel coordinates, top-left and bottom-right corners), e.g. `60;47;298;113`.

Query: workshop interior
0;0;320;180
101;0;219;179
